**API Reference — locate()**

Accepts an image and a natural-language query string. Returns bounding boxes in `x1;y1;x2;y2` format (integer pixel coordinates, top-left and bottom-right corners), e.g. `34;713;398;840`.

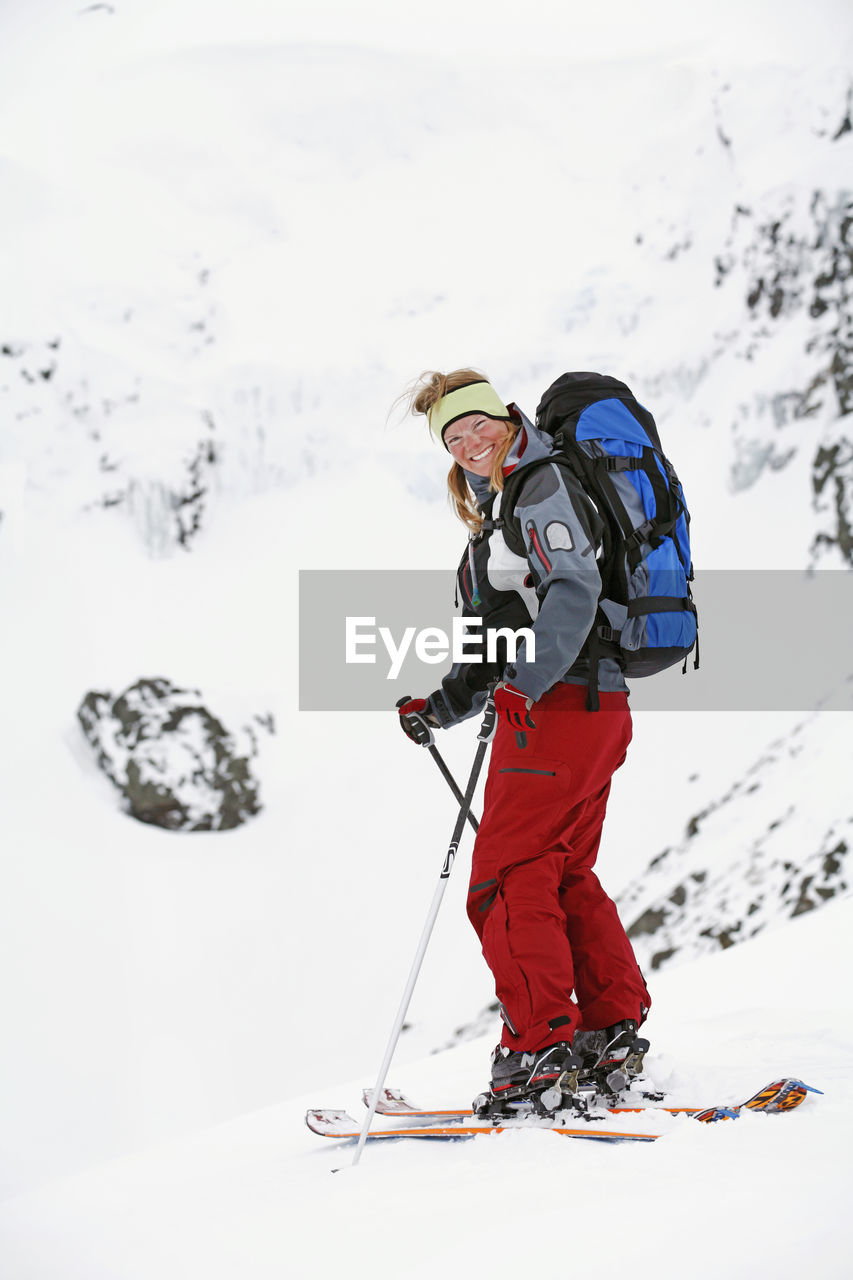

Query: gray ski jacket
428;409;628;728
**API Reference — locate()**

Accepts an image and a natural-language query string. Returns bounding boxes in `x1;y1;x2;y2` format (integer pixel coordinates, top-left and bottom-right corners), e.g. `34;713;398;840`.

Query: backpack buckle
602;456;643;472
626;519;656;549
598;625;622;644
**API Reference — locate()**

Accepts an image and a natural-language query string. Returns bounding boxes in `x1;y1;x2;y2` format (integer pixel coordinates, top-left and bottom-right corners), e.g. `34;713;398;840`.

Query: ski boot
573;1019;651;1099
472;1041;584;1119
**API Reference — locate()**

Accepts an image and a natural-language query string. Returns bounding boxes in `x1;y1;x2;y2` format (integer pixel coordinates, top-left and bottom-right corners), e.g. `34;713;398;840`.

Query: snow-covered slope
619;702;853;970
1;892;851;1280
2;21;851;567
1;0;852;1221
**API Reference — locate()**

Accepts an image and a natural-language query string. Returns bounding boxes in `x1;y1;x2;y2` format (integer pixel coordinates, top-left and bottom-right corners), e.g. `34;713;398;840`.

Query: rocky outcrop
711;134;853;563
77;677;268;831
618;708;852;971
1;266;219;558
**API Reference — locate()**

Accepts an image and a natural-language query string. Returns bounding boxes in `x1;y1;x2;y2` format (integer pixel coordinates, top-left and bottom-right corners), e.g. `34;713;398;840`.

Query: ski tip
361;1085;420;1114
773;1078;823;1097
305;1108;360;1136
771;1077;822;1093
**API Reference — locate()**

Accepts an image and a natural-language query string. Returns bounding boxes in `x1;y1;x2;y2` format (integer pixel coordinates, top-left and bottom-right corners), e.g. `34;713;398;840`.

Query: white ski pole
353;691;497;1166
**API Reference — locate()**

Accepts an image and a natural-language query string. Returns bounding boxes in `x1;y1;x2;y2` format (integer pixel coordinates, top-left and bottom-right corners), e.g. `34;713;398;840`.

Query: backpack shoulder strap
492;457;566;557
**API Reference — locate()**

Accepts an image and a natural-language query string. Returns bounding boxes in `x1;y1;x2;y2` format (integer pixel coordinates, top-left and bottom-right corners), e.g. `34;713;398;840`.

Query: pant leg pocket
489;755;572;868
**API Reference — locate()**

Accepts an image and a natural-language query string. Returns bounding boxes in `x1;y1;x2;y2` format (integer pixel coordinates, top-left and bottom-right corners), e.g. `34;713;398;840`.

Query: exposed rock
430;1001;501;1055
124;429;217;555
627;906;667;939
813;433;853;563
713;179;853;563
77;677;267;831
618;711;852;972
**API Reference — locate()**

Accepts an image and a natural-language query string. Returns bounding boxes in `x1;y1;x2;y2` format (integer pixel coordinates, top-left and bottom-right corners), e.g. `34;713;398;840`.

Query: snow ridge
619;701;853;970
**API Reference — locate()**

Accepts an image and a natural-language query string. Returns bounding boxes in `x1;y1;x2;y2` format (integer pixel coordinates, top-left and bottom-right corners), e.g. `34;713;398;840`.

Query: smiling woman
395;366;651;1118
444;413;512;476
403;369;521;532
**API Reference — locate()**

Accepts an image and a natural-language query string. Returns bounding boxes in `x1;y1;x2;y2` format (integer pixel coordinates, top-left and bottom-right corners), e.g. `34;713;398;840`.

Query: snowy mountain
2;26;851;570
1;9;852;1271
618;700;853;970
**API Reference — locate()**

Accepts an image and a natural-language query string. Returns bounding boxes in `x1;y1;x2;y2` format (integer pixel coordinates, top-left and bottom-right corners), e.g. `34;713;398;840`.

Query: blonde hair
400;368;519;533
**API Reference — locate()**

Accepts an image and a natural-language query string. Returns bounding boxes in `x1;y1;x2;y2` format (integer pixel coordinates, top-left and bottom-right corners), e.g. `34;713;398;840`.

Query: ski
306;1078;820;1147
360;1077;819;1124
305;1108;658;1144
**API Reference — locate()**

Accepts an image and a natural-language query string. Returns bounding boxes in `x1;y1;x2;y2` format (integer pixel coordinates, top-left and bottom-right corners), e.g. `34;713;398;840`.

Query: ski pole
428;745;479;833
353;690;497;1167
396;695;479;834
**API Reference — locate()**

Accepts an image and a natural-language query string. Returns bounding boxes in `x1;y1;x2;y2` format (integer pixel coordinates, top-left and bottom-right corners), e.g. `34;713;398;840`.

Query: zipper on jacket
526;519;553;575
467;538;482;608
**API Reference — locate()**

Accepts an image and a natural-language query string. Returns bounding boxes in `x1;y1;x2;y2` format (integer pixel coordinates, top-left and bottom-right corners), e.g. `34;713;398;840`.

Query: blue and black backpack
498;371;698;708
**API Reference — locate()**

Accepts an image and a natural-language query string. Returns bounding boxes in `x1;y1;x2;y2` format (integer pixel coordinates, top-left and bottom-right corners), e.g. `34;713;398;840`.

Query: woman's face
443;414;511;476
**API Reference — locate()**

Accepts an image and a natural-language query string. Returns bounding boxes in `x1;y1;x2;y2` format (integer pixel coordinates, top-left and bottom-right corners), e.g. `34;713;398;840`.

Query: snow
1;894;851;1279
616;703;853;970
0;0;852;1274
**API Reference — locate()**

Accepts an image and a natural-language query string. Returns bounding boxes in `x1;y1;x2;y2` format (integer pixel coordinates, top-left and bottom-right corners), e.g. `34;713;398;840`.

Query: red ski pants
466;683;650;1053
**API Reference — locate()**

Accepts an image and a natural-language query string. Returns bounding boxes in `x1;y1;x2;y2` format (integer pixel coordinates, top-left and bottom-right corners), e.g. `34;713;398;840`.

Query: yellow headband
428;381;511;445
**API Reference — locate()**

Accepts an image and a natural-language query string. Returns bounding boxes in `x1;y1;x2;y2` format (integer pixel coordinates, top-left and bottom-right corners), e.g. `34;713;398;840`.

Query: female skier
397;369;651;1113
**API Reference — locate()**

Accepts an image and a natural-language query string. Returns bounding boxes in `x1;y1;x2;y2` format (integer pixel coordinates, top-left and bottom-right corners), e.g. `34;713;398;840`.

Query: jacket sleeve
504;461;604;702
426;597;497;728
